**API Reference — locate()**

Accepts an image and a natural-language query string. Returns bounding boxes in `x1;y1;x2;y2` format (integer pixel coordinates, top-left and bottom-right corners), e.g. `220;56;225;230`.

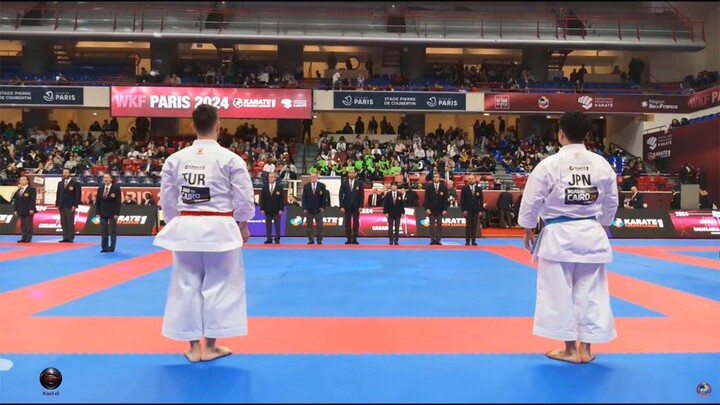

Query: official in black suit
403;187;418;207
302;172;326;244
424;172;448;245
383;182;404;245
339;168;364;244
670;186;681;209
55;168;82;242
368;188;384;207
628;186;645;209
259;172;284;244
95;173;121;252
13;175;36;243
497;187;514;228
460;174;484;246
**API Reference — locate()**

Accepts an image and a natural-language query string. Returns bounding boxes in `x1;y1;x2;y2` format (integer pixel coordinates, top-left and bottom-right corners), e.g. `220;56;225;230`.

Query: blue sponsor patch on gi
564;187;599;205
181;186;211;204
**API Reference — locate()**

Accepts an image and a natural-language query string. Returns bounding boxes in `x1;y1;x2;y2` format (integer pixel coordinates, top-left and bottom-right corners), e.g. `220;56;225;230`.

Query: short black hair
391;181;398;186
192;104;218;134
558;111;590;143
18;174;29;182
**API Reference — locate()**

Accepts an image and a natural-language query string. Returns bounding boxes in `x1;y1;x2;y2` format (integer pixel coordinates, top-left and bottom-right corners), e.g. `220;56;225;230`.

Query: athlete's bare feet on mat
202;346;232;362
579;343;596;363
184;348;202;363
545;349;581;364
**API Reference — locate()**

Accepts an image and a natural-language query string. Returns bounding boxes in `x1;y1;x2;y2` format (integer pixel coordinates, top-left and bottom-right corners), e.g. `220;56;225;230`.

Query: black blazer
383;190;405;217
424;182;448;213
56;178;82;208
302;181;327;214
629;192;645;209
96;184;122;217
403;189;418;207
339;179;365;210
259;183;285;215
368;192;384;207
497;192;514;210
460;184;484;213
13;186;37;215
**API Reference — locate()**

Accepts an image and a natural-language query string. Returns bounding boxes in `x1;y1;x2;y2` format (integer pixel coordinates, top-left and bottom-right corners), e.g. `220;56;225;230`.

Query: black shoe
389;241;393;245
352;239;359;245
59;239;69;243
395;239;400;245
317;239;323;245
264;240;273;244
465;240;470;246
275;239;281;244
101;248;109;253
109;248;115;252
345;240;352;245
17;240;24;243
308;240;315;245
436;240;443;246
430;241;436;245
472;241;478;246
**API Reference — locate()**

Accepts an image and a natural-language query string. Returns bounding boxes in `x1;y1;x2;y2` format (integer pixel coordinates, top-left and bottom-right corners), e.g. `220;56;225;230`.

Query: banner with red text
111;86;312;119
686;86;720;112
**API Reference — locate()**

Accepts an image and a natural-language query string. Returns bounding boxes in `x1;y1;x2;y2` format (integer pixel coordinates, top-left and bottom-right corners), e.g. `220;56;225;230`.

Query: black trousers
305;212;324;240
100;216;117;250
19;214;33;242
387;215;401;241
499;209;513;228
429;212;443;241
265;213;281;240
301;127;311;144
465;212;481;241
59;206;76;241
344;208;360;240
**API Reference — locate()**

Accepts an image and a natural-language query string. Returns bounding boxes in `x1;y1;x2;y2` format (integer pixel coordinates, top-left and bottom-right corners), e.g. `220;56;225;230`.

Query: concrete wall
606;115;645;156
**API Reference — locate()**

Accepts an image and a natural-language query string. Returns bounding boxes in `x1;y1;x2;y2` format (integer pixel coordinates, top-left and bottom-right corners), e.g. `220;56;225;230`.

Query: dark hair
18;174;29;182
391;181;398;186
192;104;218;134
104;173;115;183
558;111;590;143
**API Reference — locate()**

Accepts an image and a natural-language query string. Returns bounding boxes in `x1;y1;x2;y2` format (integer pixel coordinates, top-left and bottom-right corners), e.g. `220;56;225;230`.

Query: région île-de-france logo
43;91;55;102
427;96;438;107
646;136;658;151
537;96;550;109
578;96;594;110
697;382;712;398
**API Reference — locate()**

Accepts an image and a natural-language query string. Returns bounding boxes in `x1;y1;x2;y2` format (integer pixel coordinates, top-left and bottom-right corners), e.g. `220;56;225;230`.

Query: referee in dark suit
460;174;484;246
96;173;122;252
424;172;448;245
339;168;364;245
13;175;36;243
56;168;82;243
259;171;284;244
302;172;327;245
383;181;404;245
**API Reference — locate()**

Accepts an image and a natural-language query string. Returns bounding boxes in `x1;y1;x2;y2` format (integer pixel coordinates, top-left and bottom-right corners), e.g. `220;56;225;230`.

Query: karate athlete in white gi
154;104;255;363
519;111;619;364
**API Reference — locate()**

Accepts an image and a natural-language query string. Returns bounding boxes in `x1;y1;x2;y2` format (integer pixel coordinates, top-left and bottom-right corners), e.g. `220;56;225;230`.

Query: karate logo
90;216;101;225
697;382;712;398
420;218;430;227
39;367;62;390
281;98;293;109
232;98;243;108
290;216;304;226
578;96;594;110
646;136;658;151
537;96;550;109
611;218;624;228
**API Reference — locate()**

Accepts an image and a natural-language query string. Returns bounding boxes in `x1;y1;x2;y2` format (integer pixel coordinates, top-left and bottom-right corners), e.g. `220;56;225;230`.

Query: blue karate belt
531;216;597;256
543;215;597;226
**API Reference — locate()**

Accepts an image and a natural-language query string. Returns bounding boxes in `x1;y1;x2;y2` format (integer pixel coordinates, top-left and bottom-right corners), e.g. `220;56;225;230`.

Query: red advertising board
484;93;688;114
111;86;312;119
687;86;720;112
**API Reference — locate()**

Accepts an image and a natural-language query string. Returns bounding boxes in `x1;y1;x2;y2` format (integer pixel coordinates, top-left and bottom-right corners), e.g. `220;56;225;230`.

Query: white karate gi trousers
533;259;617;344
162;249;248;341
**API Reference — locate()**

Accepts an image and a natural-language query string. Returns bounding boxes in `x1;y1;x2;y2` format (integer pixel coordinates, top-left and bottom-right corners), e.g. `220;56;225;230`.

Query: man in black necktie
497;186;514;229
368;188;384;207
259;172;284;244
96;173;122;252
339;168;364;245
55;168;82;243
460;174;485;246
13;175;36;243
302;172;326;244
424;172;448;245
383;181;404;245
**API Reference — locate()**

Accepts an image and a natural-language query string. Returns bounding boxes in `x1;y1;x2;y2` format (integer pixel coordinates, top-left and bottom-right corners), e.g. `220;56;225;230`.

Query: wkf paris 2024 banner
111;86;312;119
333;91;466;111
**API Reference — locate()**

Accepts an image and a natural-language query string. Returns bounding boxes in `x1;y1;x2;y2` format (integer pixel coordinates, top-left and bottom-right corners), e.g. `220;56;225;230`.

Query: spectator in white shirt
336;136;347;151
262;159;276;174
332;71;342;88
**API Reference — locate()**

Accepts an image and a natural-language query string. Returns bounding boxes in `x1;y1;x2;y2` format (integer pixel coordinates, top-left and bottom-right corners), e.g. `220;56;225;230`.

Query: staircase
547;49;573;71
293;143;319;175
381;47;402;72
53;43;73;66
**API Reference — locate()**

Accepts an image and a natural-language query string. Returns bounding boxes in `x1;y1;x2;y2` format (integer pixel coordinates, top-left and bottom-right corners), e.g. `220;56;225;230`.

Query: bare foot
579;346;596;363
184;348;202;363
545;349;581;364
202;345;232;362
